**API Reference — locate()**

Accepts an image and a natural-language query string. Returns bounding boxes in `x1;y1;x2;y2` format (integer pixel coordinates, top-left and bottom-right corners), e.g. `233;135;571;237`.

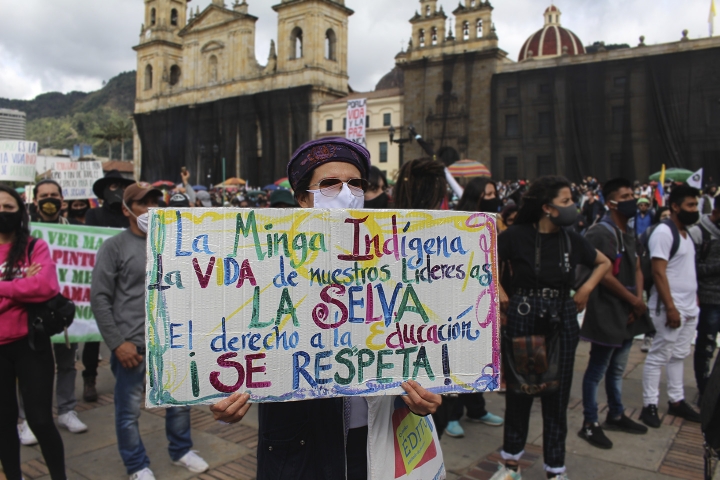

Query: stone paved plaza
2;340;718;480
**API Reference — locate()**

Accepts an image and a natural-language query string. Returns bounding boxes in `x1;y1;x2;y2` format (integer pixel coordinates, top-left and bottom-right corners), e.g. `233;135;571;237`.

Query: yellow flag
711;0;717;36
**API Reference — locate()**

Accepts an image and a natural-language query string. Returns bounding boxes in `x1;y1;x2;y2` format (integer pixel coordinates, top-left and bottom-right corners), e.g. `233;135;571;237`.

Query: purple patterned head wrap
287;137;371;190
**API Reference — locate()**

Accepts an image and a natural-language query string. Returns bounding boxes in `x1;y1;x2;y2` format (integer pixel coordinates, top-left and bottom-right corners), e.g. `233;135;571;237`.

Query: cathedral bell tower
135;0;187;102
272;0;353;95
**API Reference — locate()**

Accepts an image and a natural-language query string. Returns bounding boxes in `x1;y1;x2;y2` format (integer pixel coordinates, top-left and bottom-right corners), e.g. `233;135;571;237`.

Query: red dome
519;6;585;61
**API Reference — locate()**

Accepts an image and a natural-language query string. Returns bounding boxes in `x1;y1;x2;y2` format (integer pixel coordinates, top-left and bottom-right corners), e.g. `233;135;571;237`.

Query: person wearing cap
634;197;654;237
268;189;297;208
195;190;213;207
91;183;209;480
168;193;190;208
82;170;136;402
85;170;135;229
209;137;443;480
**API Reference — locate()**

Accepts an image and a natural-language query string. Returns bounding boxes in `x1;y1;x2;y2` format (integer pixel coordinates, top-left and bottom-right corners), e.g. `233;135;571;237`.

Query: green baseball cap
637;197;651;205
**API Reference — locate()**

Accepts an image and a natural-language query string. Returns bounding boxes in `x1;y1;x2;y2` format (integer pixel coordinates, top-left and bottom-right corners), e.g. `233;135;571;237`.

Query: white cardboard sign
0;140;37;182
145;209;500;407
51;161;103;199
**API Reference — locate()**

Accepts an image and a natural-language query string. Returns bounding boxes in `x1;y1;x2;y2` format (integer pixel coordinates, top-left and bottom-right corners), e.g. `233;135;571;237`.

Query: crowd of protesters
1;141;717;480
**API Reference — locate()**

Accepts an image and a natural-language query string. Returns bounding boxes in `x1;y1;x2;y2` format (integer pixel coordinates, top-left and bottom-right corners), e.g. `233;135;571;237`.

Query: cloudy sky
0;0;715;100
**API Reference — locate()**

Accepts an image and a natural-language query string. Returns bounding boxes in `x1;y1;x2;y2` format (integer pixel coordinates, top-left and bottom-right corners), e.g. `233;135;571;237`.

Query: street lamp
388;125;413;168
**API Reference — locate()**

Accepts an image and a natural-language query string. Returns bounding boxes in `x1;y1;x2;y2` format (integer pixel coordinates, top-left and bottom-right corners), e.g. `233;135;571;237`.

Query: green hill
0;71;137;158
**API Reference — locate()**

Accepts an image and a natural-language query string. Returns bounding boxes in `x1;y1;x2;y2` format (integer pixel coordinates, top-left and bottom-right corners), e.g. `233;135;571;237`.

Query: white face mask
309;183;364;209
136;213;149;234
123;201;150;234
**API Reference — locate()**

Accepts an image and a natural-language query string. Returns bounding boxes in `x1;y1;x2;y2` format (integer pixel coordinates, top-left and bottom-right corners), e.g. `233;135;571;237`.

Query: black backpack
25;239;75;351
637;219;680;294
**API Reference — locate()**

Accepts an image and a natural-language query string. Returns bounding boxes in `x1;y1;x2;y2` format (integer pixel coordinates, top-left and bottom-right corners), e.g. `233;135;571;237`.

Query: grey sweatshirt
91;229;147;351
689;215;720;305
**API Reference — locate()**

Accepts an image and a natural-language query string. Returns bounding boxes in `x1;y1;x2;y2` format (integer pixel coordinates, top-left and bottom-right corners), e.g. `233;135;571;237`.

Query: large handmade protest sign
30;223;122;343
146;209;500;407
51;160;103;199
0;140;37;183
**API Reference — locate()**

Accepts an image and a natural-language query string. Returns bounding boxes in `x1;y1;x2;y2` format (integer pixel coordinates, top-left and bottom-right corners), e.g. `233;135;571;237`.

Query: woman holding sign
210;138;444;480
0;184;66;480
493;176;611;480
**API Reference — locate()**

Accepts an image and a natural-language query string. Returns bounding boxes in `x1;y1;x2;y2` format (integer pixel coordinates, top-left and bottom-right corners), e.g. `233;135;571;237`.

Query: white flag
688;168;703;189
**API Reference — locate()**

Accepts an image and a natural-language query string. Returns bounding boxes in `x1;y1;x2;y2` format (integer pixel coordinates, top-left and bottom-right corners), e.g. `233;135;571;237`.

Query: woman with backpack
491;176;611;480
0;184;66;480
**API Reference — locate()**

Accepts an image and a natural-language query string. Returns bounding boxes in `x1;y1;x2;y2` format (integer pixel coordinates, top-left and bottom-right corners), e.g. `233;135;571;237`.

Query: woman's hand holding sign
401;380;442;416
210;393;252;424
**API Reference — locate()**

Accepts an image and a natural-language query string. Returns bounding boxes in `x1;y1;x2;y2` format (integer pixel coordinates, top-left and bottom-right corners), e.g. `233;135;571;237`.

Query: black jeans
502;295;579;471
450;392;487;421
82;341;100;379
0;337;66;480
346;426;368;480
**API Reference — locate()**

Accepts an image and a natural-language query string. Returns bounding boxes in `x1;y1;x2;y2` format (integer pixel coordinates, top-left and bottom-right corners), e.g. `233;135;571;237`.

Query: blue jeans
694;304;720;395
110;352;192;475
582;339;632;424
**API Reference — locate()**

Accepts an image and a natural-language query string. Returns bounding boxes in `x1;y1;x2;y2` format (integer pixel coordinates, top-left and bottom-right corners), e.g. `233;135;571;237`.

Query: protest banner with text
51;160;104;199
30;223;122;343
346;98;367;146
0;140;37;183
146;209;500;407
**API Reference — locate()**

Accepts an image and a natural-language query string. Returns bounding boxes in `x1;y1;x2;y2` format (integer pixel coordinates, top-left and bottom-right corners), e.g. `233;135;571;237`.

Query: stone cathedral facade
133;0;353;185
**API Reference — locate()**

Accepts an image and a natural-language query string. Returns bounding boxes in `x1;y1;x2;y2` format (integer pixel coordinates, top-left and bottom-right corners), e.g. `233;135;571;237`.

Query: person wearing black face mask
578;178;653;450
28;180;90;435
67;200;90;225
640;185;703;429
81;170;134;405
456;177;502;213
364;166;390;209
31;180;68;225
84;170;134;230
495;176;611;480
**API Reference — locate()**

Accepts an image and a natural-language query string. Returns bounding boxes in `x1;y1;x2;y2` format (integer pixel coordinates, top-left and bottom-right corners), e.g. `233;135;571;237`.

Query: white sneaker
57;411;88;433
129;467;155;480
489;463;522;480
173;450;209;473
17;420;38;446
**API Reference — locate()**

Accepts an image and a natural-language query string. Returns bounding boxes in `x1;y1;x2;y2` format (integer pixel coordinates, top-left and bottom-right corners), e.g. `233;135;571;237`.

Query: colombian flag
655;164;666;207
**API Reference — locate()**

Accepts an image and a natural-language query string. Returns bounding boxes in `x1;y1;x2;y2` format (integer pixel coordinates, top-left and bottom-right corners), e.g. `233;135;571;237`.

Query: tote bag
367;396;445;480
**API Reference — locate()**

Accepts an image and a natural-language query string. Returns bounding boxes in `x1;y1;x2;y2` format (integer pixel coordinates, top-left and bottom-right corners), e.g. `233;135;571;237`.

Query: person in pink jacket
0;184;66;480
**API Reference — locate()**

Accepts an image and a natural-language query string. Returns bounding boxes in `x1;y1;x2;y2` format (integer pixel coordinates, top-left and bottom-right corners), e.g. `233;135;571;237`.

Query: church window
431;27;438;46
505;114;519;137
325;29;337;61
343;118;347;130
419;29;426;48
426;5;431;17
209;55;218;83
537;155;555;175
169;65;181;86
504;157;518;180
463;21;470;41
150;8;156;26
383;113;391;126
612;106;624;132
476;19;483;38
291;27;303;59
379;142;388;163
171;9;178;26
471;0;476;7
326;119;333;132
144;64;153;90
538;111;551;136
